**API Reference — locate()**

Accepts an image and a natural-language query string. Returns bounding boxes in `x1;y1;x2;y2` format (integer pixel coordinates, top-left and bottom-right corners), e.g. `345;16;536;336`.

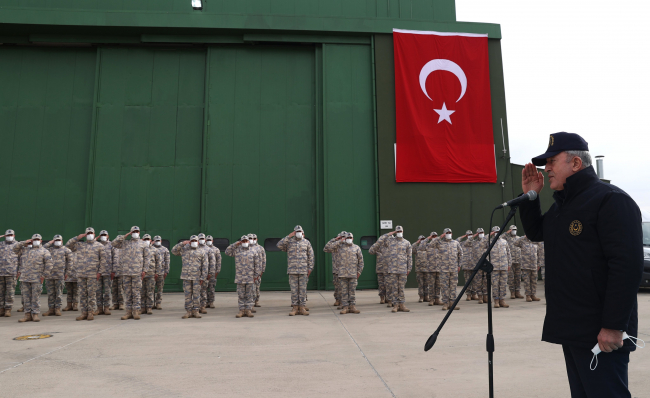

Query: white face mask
132;233;140;239
199;239;205;245
591;332;644;370
445;234;452;240
190;241;198;248
86;234;95;241
396;232;403;238
242;242;249;248
144;240;150;246
54;241;62;247
479;233;485;239
206;241;212;246
6;236;14;242
28;244;32;248
296;232;303;239
100;236;107;241
345;238;353;244
467;235;473;240
33;240;41;247
511;230;517;236
154;241;161;247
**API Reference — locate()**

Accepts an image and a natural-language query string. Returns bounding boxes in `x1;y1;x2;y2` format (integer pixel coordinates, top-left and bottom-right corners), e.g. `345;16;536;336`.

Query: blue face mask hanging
590;332;645;371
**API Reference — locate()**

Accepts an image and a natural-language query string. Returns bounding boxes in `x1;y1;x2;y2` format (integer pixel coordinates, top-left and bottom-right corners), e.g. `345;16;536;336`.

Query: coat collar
553;166;599;207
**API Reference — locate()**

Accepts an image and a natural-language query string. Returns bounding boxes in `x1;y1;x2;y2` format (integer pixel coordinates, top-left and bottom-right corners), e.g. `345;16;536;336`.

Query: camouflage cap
99;230;108;236
206;235;213;241
143;234;151;240
32;233;42;240
509;225;517;230
190;235;198;241
294;225;303;232
443;228;452;233
247;234;255;240
346;232;353;238
5;229;15;235
240;235;249;241
85;227;95;234
492;226;501;232
476;228;485;233
418;235;426;240
465;230;473;235
154;235;162;241
53;234;63;240
198;233;206;239
251;234;257;239
130;226;140;232
430;231;438;236
395;225;403;232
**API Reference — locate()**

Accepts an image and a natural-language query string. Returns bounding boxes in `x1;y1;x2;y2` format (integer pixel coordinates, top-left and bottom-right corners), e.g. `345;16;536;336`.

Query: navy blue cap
532;132;589;166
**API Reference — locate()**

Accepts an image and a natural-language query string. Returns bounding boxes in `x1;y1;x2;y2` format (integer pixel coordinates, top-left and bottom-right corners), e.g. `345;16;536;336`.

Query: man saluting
519;132;643;397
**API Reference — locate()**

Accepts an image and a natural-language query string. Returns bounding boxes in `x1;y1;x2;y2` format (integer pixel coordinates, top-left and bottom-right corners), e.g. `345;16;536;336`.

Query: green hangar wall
0;0;535;292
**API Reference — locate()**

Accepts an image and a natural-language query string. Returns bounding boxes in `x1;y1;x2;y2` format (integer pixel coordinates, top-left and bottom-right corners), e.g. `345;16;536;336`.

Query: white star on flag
434;102;455;124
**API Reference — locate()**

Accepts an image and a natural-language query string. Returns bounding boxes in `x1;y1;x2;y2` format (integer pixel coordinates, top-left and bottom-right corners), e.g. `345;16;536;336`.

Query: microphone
496;190;538;209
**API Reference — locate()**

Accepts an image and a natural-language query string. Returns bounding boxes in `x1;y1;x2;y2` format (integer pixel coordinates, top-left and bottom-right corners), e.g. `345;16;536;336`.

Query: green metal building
0;0;552;292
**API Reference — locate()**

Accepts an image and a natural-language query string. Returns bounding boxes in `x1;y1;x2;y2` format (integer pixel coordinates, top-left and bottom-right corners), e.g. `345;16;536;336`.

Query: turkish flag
393;29;496;183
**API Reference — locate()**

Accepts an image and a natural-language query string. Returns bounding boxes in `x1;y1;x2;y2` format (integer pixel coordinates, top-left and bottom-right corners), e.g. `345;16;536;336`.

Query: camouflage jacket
66;252;78;282
172;242;208;281
513;237;538;270
198;244;216;275
504;234;522;264
324;240;364;278
153;245;171;274
536;242;545;269
429;238;462;273
324;238;342;274
369;234;392;273
97;240;118;275
65;236;109;278
471;236;490;266
457;237;476;270
147;247;162;275
378;235;412;274
15;243;53;283
488;237;511;271
225;244;260;284
420;237;441;272
277;235;314;275
412;240;428;272
251;244;265;273
43;243;72;280
0;240;21;276
111;236;151;276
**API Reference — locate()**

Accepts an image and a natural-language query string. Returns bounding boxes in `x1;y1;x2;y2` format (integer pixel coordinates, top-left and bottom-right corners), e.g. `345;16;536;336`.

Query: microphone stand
424;205;519;398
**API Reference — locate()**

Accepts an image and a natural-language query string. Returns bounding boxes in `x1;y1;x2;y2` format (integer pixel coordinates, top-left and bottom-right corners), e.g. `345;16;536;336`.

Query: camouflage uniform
172;239;208;313
457;232;478;299
277;228;314;308
141;235;161;311
378;228;412;309
205;241;221;307
225;239;261;311
247;234;264;305
153;237;170;308
43;237;72;310
537;242;545;282
96;235;117;310
15;239;53;315
325;235;342;304
110;247;124;309
514;236;539;297
369;235;389;301
198;234;216;310
488;234;511;301
430;231;462;306
66;230;108;315
0;232;20;311
504;230;523;296
65;252;79;309
412;236;428;301
111;229;150;313
421;234;442;303
324;238;364;307
471;231;490;299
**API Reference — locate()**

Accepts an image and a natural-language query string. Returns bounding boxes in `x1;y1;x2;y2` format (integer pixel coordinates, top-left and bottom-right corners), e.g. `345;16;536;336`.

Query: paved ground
0;284;648;398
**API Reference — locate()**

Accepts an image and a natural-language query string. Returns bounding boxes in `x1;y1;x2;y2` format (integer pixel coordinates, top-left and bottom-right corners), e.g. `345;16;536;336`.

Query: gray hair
565;150;592;168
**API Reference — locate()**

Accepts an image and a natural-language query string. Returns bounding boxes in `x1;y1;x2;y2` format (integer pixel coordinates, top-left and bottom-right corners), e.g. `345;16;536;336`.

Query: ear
572;156;583;171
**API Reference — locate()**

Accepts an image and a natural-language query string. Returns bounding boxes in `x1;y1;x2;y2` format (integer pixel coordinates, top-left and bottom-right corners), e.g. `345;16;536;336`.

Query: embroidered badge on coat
569;220;583;236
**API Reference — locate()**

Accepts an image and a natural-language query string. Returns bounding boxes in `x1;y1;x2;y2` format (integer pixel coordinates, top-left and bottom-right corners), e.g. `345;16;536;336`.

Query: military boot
133;310;141;320
386;300;392;307
442;303;448;311
18;313;32;323
155;304;162;310
493;300;500;308
391;304;398;313
236;310;245;318
482;295;488;304
4;309;11;317
199;306;207;314
348;305;360;314
499;299;509;308
104;306;111;315
466;294;471;301
146;308;153;315
515;291;524;299
526;295;532;302
86;312;94;321
453;305;460;310
531;295;541;301
380;296;385;304
119;304;125;310
304;306;309;311
209;303;216;309
510;292;516;299
32;313;40;322
424;295;430;303
471;294;479;300
17;306;23;312
95;307;103;316
109;304;117;310
42;307;54;317
478;296;484;304
337;305;343;310
340;306;349;314
192;310;201;319
298;306;309;316
54;308;62;316
76;312;88;321
434;298;443;306
289;306;298;316
182;311;191;319
62;303;73;311
254;301;261;308
418;295;423;303
245;310;254;318
0;308;6;317
428;300;434;306
72;303;79;311
121;310;133;320
334;299;341;306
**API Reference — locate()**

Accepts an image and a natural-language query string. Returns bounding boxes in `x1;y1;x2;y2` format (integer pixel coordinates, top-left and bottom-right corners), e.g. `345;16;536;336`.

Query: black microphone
496;190;538;209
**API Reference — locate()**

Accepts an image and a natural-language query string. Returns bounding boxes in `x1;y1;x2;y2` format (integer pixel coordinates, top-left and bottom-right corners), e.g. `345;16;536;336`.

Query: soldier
412;235;428;302
152;236;170;310
378;226;412;313
42;235;72;316
15;234;53;322
369;232;389;304
63;252;79;312
109;245;124;311
504;225;524;299
277;225;314;316
226;236;261;318
112;226;150;321
0;229;20;317
537;241;545;283
95;230;116;315
16;240;31;313
248;234;264;307
471;228;489;304
423;232;443;306
140;234;160;315
66;227;108;321
172;236;208;319
457;230;478;301
204;235;221;309
513;235;542;302
428;228;462;310
197;233;215;314
488;226;512;308
325;232;364;314
325;232;345;307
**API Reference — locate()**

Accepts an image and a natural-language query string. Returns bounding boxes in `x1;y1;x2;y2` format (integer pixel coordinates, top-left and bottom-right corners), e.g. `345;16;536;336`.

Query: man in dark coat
519;132;643;398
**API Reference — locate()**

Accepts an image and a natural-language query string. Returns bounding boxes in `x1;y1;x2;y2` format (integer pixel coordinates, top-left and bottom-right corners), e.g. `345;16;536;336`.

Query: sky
456;0;650;213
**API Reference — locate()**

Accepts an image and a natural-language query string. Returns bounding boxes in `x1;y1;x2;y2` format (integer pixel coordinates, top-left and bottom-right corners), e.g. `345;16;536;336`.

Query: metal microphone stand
424;205;519;398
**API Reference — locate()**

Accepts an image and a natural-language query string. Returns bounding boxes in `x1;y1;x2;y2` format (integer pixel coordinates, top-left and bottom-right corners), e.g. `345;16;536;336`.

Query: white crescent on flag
419;59;467;103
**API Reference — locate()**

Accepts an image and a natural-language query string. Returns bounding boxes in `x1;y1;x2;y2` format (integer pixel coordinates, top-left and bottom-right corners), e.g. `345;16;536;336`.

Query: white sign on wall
380;220;393;230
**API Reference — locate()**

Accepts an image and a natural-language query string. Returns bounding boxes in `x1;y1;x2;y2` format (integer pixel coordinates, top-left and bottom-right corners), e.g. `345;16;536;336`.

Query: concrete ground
0;284;648;398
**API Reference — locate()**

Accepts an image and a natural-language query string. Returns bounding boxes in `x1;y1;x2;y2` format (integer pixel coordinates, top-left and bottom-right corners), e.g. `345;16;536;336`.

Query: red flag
393;29;496;183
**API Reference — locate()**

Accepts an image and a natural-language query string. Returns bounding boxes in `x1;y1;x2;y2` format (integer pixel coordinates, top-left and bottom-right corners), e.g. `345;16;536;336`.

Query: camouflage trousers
416;272;425;297
340;277;358;306
141;275;155;309
254;277;261;303
423;271;441;300
237;283;254;310
540;266;545;281
111;276;124;306
0;276;16;309
96;275;112;308
45;279;64;309
385;273;407;304
182;279;200;311
22;281;42;314
207;275;217;305
440;271;459;305
200;277;212;308
123;276;142;311
78;278;97;313
463;270;479;295
376;272;387;298
155;276;166;305
522;269;538;296
508;263;522;292
333;273;342;301
65;282;79;305
288;274;308;306
491;270;508;300
475;270;488;296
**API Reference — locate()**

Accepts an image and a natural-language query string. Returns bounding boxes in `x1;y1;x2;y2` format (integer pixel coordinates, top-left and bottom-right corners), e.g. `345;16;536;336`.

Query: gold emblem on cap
549;135;555;148
569;220;583;236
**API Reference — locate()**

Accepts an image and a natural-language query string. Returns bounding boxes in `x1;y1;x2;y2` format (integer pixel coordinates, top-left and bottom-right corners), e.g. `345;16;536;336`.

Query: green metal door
88;47;206;291
204;45;316;291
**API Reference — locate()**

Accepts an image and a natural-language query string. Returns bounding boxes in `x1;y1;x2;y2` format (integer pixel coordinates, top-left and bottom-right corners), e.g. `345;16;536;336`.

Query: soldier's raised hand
289;231;296;238
522;163;544;194
76;232;87;240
